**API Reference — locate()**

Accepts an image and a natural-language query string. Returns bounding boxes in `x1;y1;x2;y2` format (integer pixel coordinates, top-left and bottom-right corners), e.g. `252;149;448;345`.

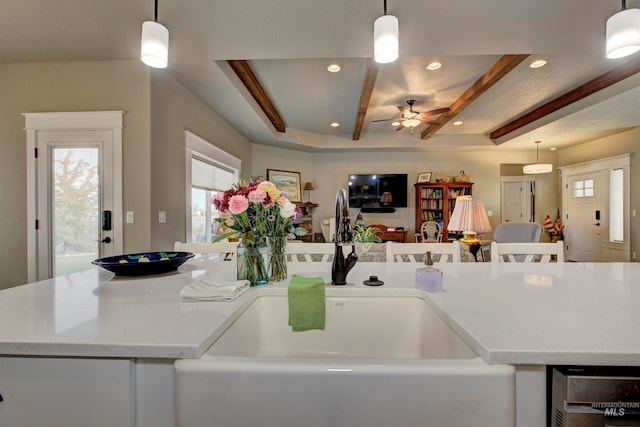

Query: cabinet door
0;356;134;427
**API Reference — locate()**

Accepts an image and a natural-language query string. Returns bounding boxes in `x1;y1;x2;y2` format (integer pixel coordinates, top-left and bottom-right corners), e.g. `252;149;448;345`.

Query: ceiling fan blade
397;106;409;114
395;124;405;132
422;107;450;116
371;118;397;123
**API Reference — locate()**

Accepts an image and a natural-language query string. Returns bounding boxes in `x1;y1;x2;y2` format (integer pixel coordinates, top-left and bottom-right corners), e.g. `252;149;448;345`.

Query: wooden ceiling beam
227;60;286;133
420;54;530;140
352;59;380;141
490;54;640;142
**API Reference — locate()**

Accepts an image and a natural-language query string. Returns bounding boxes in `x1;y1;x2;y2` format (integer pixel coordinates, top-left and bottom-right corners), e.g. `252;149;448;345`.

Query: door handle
97;236;112;244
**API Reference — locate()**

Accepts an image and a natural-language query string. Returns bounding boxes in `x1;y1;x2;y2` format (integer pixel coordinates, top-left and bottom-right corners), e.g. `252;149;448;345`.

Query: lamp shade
523;163;553;174
606;8;640;59
141;21;169;68
447;198;492;234
304;182;314;191
374;14;399;64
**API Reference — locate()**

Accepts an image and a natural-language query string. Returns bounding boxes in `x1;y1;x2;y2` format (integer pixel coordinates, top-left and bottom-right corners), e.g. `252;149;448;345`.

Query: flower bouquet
212;179;307;284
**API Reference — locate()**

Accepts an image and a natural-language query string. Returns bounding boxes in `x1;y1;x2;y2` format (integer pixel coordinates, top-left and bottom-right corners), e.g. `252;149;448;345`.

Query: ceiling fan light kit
523;141;553;174
141;0;169;68
374;0;399;64
606;0;640;59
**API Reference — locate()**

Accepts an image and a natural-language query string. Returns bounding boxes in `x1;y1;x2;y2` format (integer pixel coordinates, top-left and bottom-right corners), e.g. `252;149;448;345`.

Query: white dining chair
386;241;461;263
285;242;335;263
414;221;442;243
490;241;564;263
173;241;239;267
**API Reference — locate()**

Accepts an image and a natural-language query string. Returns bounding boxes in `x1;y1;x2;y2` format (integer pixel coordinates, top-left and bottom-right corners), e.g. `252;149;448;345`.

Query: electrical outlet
159;211;166;223
126;211;134;223
633;251;637;260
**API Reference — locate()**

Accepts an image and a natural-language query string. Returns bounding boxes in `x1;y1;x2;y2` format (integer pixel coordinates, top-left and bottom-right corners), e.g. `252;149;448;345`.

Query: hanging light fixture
374;0;399;64
606;0;640;59
141;0;169;68
523;141;553;174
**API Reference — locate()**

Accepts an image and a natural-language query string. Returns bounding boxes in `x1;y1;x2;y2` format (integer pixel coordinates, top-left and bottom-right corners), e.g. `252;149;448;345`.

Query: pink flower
248;189;267;204
228;195;249;215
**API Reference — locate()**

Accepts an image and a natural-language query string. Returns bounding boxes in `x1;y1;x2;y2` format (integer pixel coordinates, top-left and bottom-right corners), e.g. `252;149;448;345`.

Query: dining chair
414;221;442;243
173;241;239;267
490;241;564;263
285;242;335;263
386;241;461;263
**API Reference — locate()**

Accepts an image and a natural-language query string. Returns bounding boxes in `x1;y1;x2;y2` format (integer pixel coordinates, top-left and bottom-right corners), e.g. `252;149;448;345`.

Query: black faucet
331;189;358;285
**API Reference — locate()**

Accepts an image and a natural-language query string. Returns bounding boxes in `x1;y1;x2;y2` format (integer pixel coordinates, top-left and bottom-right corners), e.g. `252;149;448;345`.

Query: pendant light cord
383;0;387;15
154;0;159;22
622;0;627;10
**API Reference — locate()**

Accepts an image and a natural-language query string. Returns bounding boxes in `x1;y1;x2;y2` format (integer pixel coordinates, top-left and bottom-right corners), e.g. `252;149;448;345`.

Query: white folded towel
180;277;250;301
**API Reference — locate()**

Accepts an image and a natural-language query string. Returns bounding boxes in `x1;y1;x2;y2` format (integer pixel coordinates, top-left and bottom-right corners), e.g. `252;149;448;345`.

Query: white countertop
1;261;639;365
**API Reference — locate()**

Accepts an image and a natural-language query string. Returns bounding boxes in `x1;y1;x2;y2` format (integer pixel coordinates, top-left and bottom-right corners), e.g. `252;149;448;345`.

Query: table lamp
447;196;492;245
304;182;314;203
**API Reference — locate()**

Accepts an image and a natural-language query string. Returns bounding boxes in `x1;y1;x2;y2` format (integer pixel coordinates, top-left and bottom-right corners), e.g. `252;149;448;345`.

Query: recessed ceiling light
549;147;557;151
330;122;340;127
391;121;401;127
530;59;547;69
426;61;442;70
453;120;463;126
327;64;341;72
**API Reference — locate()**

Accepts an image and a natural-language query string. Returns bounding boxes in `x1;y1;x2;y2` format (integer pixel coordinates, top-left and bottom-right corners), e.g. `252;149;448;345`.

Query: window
185;131;241;243
190;156;234;243
609;168;624;242
573;179;594;198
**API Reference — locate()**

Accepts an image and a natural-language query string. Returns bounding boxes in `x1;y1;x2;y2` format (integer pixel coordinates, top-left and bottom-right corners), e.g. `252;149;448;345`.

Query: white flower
279;200;296;218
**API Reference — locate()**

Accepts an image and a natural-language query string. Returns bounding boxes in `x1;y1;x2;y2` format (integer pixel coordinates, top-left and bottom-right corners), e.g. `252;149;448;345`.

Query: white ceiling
2;0;640;152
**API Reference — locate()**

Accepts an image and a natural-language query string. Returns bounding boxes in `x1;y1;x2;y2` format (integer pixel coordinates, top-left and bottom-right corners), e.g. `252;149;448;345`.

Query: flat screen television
347;174;408;208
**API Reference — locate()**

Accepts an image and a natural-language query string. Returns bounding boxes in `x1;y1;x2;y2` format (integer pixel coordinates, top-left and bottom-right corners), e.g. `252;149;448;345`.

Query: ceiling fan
372;99;450;134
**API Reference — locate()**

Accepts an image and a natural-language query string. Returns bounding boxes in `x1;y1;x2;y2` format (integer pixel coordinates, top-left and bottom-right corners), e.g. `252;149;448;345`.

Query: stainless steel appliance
552;366;640;427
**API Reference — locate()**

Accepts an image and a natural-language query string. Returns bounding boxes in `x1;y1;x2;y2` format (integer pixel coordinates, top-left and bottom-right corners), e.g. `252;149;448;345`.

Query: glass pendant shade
523;163;553;174
606;7;640;59
374;14;399;64
523;141;552;174
141;21;169;68
402;118;421;128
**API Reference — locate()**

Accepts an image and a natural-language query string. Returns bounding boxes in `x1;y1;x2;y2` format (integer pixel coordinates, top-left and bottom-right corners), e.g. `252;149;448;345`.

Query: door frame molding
24;111;124;282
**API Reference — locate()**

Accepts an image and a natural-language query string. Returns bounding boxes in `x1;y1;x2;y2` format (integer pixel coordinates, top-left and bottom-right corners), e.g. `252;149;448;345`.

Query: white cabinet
0;356;134;427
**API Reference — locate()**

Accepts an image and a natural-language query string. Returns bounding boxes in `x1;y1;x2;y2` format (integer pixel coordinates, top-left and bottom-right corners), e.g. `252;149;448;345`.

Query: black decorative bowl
92;251;194;276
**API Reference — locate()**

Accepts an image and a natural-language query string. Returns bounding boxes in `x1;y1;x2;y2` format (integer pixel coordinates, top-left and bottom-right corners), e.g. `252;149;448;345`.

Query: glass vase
268;236;287;281
236;242;269;286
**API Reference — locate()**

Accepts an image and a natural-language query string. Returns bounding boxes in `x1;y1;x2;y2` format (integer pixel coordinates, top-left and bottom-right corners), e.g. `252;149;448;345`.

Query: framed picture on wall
267;169;302;203
417;172;432;183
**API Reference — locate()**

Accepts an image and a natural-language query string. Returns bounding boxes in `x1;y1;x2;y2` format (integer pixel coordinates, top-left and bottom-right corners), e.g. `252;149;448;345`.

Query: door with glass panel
36;131;117;278
564;173;601;262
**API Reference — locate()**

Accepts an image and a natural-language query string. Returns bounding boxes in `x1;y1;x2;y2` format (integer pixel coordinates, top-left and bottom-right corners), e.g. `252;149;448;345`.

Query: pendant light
141;0;169;68
523;141;553;174
606;0;640;59
374;0;399;64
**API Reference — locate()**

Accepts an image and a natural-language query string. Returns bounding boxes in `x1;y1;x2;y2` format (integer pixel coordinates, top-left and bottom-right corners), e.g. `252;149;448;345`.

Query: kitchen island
1;261;639;426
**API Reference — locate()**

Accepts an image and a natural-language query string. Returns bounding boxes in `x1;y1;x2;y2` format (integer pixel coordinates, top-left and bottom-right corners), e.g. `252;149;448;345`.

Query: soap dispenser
415;251;443;292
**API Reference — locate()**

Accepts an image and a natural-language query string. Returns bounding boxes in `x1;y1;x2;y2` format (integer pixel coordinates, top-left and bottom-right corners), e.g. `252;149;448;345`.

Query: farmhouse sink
175;291;516;427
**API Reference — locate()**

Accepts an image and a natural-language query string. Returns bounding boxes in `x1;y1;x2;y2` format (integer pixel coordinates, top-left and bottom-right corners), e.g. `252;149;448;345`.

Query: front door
564;173;600;262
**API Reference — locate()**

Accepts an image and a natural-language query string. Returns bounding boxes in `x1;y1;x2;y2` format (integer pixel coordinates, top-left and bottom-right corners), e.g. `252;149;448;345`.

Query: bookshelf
414;182;473;242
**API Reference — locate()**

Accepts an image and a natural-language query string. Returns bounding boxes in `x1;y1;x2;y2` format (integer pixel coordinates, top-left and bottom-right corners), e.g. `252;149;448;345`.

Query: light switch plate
159;211;166;223
126;211;134;223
